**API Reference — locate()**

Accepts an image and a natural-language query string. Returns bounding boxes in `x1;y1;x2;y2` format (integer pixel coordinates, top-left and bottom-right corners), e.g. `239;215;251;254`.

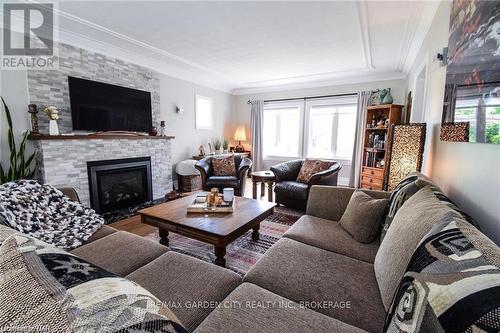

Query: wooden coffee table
138;194;275;267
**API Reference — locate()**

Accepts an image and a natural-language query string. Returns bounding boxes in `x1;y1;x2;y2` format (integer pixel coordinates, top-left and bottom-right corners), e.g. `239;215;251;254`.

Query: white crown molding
231;71;407;96
396;1;423;73
402;0;441;73
356;1;374;69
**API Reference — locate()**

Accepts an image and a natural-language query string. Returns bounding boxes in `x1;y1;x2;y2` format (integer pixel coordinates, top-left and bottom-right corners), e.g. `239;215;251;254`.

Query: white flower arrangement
43;106;59;120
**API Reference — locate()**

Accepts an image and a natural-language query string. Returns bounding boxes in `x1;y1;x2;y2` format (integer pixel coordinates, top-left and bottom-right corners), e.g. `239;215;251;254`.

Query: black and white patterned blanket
0;180;104;250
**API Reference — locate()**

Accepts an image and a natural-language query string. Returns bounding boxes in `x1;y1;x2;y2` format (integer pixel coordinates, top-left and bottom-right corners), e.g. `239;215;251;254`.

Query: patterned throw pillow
0;232;187;333
296;159;333;183
380;172;438;241
383;214;500;332
212;156;236;176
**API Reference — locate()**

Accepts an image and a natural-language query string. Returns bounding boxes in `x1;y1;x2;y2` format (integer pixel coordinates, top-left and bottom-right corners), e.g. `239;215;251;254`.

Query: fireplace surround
87;157;153;214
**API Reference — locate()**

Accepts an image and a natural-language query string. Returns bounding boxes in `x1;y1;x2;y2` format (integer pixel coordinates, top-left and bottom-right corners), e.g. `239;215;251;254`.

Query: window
263;102;302;158
263;96;357;160
195;94;213;129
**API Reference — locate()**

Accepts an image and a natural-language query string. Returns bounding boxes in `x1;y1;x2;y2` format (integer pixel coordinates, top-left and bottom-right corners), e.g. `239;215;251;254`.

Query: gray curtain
350;91;371;187
250;100;264;171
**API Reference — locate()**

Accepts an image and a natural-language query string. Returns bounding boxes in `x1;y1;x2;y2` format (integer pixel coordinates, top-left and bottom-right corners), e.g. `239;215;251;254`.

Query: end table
251;171;276;202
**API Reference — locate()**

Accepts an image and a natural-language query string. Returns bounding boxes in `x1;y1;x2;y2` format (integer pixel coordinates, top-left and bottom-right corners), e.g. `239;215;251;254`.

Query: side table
251;171;276;202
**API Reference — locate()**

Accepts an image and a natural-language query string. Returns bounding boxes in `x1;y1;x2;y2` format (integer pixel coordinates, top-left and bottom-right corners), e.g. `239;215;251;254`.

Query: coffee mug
223;188;234;202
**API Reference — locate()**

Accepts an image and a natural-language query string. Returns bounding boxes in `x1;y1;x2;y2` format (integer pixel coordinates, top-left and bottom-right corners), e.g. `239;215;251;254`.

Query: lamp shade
234;126;247;141
387;123;426;191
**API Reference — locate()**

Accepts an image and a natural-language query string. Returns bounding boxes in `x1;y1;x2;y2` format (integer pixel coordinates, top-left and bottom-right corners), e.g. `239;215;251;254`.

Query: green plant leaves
0;96;36;184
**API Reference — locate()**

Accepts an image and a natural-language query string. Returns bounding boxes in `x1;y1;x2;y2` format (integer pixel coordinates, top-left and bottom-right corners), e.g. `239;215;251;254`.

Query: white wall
407;1;500;245
233;79;407;182
159;74;234;173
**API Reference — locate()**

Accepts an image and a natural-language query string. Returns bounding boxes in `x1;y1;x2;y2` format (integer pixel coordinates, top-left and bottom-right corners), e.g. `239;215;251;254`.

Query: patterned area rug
144;206;303;276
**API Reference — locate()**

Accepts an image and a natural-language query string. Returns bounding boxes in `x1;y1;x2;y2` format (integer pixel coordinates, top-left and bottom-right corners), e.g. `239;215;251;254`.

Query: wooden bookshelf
360;104;402;190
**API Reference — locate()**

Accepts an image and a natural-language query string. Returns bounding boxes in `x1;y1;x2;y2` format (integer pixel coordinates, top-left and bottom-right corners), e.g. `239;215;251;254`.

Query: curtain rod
247;92;357;105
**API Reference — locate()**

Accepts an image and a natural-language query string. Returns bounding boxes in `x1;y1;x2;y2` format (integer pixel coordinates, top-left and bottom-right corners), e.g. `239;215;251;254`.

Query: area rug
144;206;303;276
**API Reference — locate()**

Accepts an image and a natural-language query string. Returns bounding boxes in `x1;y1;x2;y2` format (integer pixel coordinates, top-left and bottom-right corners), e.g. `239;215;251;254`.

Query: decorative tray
187;194;235;213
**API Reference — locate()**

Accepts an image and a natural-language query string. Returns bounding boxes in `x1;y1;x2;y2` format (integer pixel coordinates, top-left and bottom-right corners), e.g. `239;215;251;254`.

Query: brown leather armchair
195;155;252;196
270;159;342;210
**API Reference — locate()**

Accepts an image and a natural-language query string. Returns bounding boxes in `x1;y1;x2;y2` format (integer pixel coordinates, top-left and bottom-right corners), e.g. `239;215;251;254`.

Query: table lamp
234;126;247;152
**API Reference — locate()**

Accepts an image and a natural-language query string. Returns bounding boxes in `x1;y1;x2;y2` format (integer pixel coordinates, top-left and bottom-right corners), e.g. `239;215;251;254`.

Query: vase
382;88;393;104
49;119;59;136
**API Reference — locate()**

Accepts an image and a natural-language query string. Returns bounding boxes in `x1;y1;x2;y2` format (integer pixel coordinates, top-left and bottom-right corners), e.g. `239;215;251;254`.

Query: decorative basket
178;174;202;192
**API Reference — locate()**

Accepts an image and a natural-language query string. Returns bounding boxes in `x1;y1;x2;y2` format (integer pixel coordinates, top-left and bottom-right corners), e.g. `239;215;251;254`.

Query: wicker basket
178;174;202;192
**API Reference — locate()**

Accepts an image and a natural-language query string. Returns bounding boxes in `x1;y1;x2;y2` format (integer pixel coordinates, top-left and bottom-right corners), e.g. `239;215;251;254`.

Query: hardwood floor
111;178;274;234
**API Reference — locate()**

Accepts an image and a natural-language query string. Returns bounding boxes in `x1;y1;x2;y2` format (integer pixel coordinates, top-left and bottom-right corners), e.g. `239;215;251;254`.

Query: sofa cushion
212;156;236;176
194;283;366;333
127;251;241;332
71;231;168;276
384;215;500;332
374;187;460;310
244;238;385;333
296;159;333;183
274;181;309;200
339;190;388;243
283;215;379;263
206;176;239;189
381;172;437;241
83;224;118;244
0;233;186;333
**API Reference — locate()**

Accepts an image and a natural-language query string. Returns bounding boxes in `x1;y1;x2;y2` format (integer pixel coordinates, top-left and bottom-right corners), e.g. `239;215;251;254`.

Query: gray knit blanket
0;180;104;250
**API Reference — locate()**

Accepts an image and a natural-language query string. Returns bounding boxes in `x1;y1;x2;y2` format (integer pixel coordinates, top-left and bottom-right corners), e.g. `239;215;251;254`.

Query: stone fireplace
31;135;174;206
87;157;153;214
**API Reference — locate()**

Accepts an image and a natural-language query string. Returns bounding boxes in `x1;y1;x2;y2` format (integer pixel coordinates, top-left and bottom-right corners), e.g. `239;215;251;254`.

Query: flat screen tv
69;76;152;133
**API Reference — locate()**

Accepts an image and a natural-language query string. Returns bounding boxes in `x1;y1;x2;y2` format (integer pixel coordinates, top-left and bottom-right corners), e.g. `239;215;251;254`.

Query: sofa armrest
195;157;212;189
58;187;81;203
306;185;390;221
308;162;341;188
270;159;303;182
237;156;252;178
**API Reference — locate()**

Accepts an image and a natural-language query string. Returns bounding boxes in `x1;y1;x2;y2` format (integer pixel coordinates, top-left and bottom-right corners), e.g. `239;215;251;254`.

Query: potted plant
222;138;229;153
44;106;59;135
0;97;36;184
213;138;222;154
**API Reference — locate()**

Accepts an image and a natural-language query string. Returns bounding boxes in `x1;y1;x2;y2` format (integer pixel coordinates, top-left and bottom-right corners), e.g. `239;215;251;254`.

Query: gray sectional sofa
4;175;499;332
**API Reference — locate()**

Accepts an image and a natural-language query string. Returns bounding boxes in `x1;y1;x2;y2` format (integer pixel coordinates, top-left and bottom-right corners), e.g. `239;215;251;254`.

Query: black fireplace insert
87;157;153;214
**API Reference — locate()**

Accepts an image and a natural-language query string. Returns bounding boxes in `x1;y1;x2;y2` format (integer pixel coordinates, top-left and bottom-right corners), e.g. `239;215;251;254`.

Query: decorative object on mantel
234;125;247;152
0;97;36;184
441;0;500;145
440;122;469;142
150;124;158;136
386;123;426;191
27;104;39;134
379;88;393;105
198;145;206;157
159;120;167;136
43;106;59;136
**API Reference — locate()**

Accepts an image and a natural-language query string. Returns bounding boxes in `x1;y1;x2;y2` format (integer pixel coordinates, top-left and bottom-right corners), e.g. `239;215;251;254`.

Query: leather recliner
270;159;341;210
195;155;252;196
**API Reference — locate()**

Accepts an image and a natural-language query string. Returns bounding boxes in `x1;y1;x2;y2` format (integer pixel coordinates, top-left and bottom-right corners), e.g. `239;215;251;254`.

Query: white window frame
195;94;214;130
262;100;305;160
262;96;357;163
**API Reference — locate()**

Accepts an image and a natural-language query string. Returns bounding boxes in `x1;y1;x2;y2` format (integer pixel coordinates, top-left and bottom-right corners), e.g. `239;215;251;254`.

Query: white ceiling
49;1;440;94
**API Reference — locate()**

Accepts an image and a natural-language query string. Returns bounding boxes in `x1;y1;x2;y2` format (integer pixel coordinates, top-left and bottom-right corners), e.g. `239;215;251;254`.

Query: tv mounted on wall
69;76;153;133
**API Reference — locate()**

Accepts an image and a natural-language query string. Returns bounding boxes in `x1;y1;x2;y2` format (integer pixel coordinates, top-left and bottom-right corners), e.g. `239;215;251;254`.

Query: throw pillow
339;190;388;243
0;179;104;250
0;233;187;333
212;156;236;176
384;215;500;332
296;159;332;183
374;187;460;310
380;172;437;241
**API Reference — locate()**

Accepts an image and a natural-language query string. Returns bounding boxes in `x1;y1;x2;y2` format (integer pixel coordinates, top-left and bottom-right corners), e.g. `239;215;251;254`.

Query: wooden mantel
28;133;175;140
